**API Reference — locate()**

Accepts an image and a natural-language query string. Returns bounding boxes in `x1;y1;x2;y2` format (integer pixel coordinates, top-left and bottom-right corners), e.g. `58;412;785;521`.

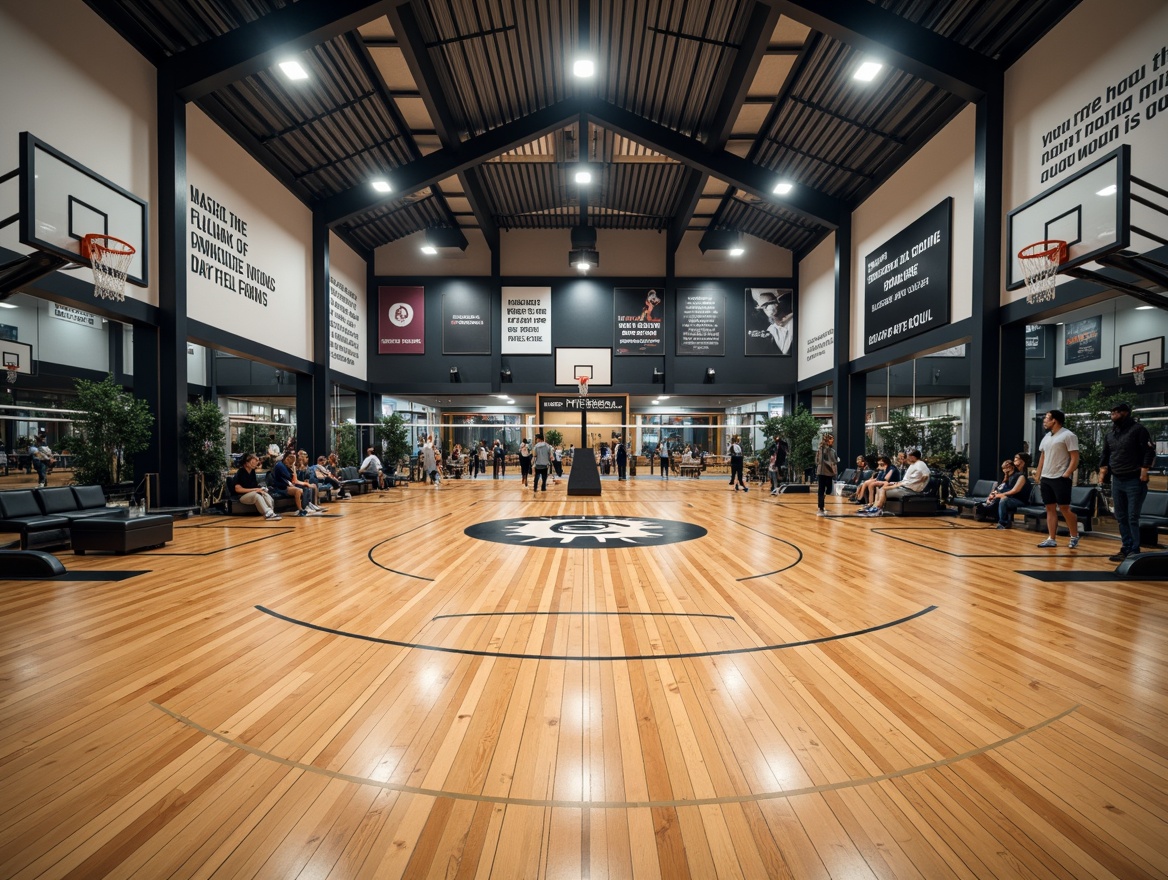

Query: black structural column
155;79;190;506
310;213;331;456
970;71;1005;478
831;216;864;455
663;247;676;395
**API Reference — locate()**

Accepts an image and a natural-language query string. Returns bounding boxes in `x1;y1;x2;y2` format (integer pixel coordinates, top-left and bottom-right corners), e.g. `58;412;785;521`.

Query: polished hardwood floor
1;475;1166;878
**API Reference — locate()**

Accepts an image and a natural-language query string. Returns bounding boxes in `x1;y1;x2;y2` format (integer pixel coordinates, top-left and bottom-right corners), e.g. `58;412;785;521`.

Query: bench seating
1016;485;1099;533
1137;490;1168;546
222;474;299;515
35;486;122;521
883;475;948;517
0;490;71;550
839;468;873;498
952;479;997;519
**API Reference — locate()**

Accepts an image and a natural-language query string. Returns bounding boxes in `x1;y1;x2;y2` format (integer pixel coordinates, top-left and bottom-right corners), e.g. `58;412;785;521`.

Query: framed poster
501;286;551;354
614;287;664;355
1064;315;1101;364
442;287;490;354
378;286;425;354
676;288;724;356
745;288;794;356
1025;324;1046;359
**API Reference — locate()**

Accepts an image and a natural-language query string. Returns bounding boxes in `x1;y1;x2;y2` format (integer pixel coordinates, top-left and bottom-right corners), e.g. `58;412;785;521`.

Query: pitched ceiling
84;0;1081;259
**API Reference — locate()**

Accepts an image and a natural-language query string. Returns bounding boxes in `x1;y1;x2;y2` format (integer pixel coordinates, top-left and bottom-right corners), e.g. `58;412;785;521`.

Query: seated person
846;455;869;501
858;449;930;517
312;455;348;498
681;449;694;464
360;447;387;490
233;453;281;520
292;451;327;511
268;452;315;517
855;455;900;508
990;452;1031;529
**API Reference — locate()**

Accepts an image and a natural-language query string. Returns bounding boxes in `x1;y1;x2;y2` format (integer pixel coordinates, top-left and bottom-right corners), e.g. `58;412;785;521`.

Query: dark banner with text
615;287;664;355
863;198;952;353
1064;315;1102;364
442;287;490;354
378;286;425;354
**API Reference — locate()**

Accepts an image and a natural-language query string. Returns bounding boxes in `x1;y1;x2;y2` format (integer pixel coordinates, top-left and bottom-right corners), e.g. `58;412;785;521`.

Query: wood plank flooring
1;477;1166;878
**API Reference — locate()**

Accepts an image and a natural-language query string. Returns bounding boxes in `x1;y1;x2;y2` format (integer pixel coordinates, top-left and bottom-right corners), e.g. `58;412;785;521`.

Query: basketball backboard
1;339;34;375
1006;145;1129;290
554;347;612;386
17;132;148;287
1118;336;1163;375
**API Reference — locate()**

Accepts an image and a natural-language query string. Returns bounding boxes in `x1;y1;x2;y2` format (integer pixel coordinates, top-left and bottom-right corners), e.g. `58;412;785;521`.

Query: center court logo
464;515;706;548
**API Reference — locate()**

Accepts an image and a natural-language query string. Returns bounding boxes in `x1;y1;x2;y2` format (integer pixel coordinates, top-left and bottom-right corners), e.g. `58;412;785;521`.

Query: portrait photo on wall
745;288;794;356
614;287;664;355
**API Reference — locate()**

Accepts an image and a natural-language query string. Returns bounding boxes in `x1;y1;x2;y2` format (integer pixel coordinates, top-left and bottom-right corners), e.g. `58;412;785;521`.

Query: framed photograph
745;288;794;356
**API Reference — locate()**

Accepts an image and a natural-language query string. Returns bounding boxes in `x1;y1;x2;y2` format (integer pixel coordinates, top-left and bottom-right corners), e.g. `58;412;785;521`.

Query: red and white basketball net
4;363;16;386
1134;364;1146;386
82;234;135;302
1017;240;1066;306
578;377;589;396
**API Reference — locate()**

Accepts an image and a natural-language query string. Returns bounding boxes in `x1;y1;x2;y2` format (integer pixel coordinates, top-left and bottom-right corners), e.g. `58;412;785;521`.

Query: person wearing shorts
1035;408;1081;549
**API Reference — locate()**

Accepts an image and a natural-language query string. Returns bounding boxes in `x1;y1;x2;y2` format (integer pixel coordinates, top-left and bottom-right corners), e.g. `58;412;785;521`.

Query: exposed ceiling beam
774;0;997;102
675;0;782;252
584;99;842;229
387;1;500;252
81;1;166;66
318;100;580;226
164;0;395;101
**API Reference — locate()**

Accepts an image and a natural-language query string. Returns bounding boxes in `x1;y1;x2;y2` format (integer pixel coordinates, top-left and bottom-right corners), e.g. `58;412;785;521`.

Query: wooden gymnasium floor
1;476;1166;879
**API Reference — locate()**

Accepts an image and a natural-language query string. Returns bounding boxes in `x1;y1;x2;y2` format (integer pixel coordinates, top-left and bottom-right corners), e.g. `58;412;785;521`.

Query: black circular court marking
433;610;735;621
464;515;707;548
366;514;455;580
255;604;937;662
729;519;804;580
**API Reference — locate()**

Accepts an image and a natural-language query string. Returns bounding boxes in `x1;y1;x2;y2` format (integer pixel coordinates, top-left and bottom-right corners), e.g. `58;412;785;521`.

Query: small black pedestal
567;448;602;496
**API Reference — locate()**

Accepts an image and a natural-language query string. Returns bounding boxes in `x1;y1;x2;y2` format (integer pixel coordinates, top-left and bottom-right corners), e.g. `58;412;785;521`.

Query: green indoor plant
70;374;154;489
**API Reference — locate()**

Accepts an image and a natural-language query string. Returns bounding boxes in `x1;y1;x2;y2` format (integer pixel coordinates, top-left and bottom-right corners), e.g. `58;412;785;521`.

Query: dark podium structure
567;447;602;496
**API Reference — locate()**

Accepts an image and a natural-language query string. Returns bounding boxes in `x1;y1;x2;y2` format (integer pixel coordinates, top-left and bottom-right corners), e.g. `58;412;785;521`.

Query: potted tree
774;405;820;483
183;398;228;511
70;374;154;494
376;413;411;475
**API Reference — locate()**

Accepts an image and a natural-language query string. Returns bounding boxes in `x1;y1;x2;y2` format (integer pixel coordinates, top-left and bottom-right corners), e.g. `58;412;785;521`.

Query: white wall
675;231;793;278
186;106;313;360
851;105;976;360
797;232;835;381
0;0;157;305
329;232;368;382
1003;0;1168;305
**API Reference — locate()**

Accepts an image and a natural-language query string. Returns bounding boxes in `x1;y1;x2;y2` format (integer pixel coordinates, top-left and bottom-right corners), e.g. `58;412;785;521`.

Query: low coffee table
71;514;174;555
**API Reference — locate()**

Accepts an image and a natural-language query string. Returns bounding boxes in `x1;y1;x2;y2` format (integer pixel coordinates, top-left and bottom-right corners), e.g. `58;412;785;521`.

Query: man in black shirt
1099;402;1156;562
233;453;281;520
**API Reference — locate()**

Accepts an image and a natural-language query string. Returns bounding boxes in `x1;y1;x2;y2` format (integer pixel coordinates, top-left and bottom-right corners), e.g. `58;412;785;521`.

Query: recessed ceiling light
420;245;438;255
1096;184;1118;196
575;169;592;184
854;61;883;82
729;246;745;257
657;396;670;400
772;181;793;196
371;179;392;193
573;58;595;78
278;60;309;81
0;302;17;309
1136;305;1155;310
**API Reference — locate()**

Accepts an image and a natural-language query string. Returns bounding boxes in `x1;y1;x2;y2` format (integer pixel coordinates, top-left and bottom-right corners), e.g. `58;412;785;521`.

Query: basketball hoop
1017;240;1067;305
1134;364;1147;386
578;376;589;396
4;362;16;385
81;233;136;302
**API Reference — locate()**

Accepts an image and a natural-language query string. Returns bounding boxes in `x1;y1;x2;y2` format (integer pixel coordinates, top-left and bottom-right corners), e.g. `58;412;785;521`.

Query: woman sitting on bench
854;455;899;509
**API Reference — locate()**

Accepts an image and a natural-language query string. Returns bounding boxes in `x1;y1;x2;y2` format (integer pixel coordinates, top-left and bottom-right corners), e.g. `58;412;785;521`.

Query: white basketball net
85;235;135;302
1134;365;1147;386
5;363;16;385
1018;241;1065;305
578;377;589;396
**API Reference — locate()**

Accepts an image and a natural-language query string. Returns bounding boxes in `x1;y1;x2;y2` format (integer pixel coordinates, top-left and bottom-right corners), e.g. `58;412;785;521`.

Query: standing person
727;435;748;492
31;434;52;487
1035;409;1082;549
423;435;441;488
658;442;669;479
518;438;532;487
767;448;780;495
476;440;488;478
532;433;551;492
493;440;505;479
775;436;789;483
814;434;838;515
552;445;564;483
1099;402;1155;561
232;453;282;520
615;437;628;481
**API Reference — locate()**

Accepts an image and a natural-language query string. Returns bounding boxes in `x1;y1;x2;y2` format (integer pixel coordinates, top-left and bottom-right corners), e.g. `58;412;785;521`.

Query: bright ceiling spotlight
278;60;309;81
570;248;599;272
772;181;793;196
420;245;438;255
729;245;745;257
371;179;393;193
854;61;883;82
575;168;593;184
573;58;595;78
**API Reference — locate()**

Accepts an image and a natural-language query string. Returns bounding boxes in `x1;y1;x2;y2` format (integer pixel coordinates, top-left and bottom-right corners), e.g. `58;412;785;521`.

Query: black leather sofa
1016;485;1100;532
952;479;996;519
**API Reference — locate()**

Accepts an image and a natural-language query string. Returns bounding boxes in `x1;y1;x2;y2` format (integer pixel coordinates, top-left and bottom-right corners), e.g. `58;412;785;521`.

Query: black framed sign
614;287;664;355
1064;315;1102;365
863;198;952;353
442;287;491;355
1025;324;1046;359
745;288;794;356
676;288;724;356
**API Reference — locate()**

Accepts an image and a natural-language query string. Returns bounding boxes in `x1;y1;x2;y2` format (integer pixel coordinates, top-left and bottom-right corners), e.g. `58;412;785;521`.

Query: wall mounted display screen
442;287;490;354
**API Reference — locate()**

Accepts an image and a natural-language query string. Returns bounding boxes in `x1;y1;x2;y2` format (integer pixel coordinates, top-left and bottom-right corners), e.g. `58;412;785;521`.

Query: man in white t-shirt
859;449;931;517
359;447;387;490
1035;408;1081;549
